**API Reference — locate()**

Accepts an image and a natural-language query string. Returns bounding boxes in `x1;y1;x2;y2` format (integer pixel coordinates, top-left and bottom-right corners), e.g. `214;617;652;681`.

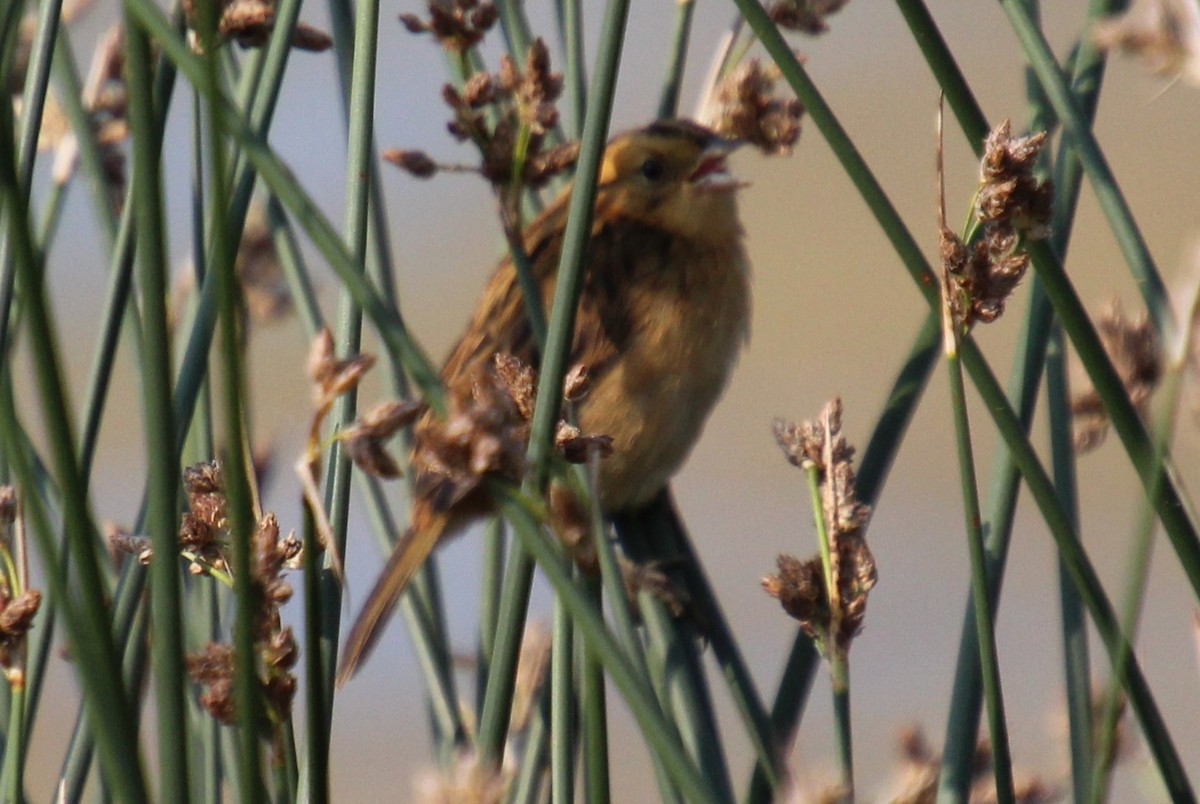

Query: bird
337;118;751;684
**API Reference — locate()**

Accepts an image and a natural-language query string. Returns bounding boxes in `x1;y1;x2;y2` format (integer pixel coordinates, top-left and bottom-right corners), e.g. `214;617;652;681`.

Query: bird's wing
438;208;667;393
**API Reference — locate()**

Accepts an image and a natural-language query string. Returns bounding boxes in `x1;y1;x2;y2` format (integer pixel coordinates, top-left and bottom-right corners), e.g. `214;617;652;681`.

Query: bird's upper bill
687;140;748;193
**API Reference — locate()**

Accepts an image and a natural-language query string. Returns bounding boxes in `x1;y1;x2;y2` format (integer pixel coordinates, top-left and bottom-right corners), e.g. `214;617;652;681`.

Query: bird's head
594;120;745;245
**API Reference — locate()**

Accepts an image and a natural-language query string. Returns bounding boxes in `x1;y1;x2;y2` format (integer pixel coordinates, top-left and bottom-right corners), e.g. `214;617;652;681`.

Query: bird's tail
336;508;449;686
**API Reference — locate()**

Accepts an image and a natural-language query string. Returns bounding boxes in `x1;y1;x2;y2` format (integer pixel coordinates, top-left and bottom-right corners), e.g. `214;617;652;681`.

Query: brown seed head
308;328;376;408
1094;0;1200;85
708;58;804;155
1071;298;1161;452
768;399;875;657
0;590;41;637
767;0;851;33
383;148;440;179
400;0;497;52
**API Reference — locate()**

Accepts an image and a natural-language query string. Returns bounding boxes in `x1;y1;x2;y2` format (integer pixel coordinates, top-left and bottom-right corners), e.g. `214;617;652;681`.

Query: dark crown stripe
642;119;715;147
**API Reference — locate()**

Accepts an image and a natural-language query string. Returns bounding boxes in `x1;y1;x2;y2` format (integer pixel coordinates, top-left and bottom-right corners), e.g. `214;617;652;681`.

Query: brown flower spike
767;0;852;34
1070;298;1161;452
707;59;804;156
765;398;876;659
941;119;1053;330
1094;0;1200;86
0;488;40;681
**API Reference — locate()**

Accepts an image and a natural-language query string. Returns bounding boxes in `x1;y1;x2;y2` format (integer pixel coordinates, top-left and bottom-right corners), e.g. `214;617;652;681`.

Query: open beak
687;138;748;192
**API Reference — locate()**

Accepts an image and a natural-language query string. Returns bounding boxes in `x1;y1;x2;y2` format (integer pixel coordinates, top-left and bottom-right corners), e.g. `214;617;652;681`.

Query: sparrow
337;118;750;684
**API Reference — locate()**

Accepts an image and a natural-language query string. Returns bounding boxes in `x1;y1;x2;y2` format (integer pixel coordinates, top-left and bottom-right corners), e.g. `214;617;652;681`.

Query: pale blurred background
19;0;1200;800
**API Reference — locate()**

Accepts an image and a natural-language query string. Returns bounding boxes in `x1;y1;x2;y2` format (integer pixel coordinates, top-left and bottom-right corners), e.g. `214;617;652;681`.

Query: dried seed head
188;643;237;723
563;363;591;402
1094;0;1200;86
768;399;875;658
383;148;439;178
763;554;827;630
767;0;851;33
462;72;495;108
975;120;1053;239
772;417;822;469
707;58;804;155
492;353;537;421
411;369;529;514
981;121;1046;180
0;590;41;638
290;22;333;51
1071;299;1161;452
237;206;292;325
307;328;376;408
555;425;614;464
401;0;497;52
107;523;153;565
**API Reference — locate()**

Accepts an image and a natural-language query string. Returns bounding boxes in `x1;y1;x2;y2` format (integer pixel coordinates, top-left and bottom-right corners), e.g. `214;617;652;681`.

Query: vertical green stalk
476;0;631;765
189;0;264;795
550;598;576;803
941;305;1015;802
0;0;61;357
1046;322;1092;803
1090;286;1200;801
593;496;679;802
0;65;147;804
657;0;695;118
314;3;461;754
318;0;383;718
801;463;855;798
558;0;586;137
897;1;1114;794
580;576;610;803
477;518;505;713
641;595;733;802
494;492;716;804
0;681;24;802
0;503;29;801
125;15;189;797
998;0;1171;335
302;504;328;802
497;0;534;67
511;683;551;803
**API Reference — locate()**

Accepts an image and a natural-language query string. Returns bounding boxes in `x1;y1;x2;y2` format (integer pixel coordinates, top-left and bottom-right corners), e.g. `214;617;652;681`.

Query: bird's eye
638;156;665;182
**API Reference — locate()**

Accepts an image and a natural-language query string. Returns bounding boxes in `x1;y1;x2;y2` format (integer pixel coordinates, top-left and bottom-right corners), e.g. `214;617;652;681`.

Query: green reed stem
0;75;147;804
190;0;264;794
125;15;190;797
1046;319;1093;804
476;0;630;765
581;575;610;803
123;0;443;405
495;490;718;804
0;0;61;359
942;305;1015;802
477;518;505;713
903;0;1109;795
1090;283;1200;801
658;0;695;119
303;503;329;804
317;0;382;736
736;3;1193;796
551;596;577;803
558;0;587;137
